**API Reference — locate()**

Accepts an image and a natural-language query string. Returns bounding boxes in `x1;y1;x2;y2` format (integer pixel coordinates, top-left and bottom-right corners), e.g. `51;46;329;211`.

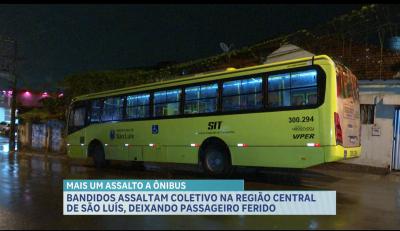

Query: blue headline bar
63;179;244;191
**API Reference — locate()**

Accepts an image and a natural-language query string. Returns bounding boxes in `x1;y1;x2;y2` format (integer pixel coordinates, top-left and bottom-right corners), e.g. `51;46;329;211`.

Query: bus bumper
324;145;361;162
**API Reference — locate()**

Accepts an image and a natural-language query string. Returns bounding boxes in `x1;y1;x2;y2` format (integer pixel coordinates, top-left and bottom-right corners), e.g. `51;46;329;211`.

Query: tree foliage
19;97;67;123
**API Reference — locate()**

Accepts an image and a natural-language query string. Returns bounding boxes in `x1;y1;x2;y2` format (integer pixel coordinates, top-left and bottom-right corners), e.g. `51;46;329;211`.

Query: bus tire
131;161;145;171
201;142;232;178
92;143;107;168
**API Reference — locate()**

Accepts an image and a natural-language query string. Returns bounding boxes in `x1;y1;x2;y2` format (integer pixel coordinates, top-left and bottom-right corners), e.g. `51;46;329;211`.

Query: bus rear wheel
201;143;232;178
92;144;107;168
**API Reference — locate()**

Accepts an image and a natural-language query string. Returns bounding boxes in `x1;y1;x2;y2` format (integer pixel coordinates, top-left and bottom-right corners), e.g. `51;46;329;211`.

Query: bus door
128;145;143;161
67;101;88;158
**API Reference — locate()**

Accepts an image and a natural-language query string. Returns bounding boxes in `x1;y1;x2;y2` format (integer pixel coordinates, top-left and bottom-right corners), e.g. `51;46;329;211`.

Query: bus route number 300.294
289;116;314;123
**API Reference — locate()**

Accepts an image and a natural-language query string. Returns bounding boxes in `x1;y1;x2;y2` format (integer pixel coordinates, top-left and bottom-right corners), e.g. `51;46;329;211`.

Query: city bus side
67;57;361;175
67;106;327;172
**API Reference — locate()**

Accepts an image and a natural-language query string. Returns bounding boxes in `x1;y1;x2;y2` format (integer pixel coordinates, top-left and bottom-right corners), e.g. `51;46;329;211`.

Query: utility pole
9;40;17;152
0;37;20;153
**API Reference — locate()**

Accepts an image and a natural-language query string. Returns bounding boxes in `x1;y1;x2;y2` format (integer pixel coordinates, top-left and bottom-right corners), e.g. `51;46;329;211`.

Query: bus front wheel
201;143;232;178
92;144;107;168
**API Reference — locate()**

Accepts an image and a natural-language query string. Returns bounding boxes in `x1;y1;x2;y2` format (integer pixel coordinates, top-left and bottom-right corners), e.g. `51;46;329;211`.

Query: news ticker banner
63;180;336;215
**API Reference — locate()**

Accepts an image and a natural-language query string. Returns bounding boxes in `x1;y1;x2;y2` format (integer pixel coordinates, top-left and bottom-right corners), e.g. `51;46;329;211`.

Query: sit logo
208;121;222;130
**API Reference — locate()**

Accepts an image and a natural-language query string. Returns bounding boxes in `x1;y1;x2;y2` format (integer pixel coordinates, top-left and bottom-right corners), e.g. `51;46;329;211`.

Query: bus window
90;99;103;123
126;93;150;119
268;90;291;107
222;77;262;111
74;107;86;127
68;105;87;133
267;73;291;107
184;83;218;114
290;87;318;106
154;89;181;117
307;93;317;105
291;70;317;88
240;78;263;109
290;70;318;106
101;96;125;121
268;73;290;91
268;69;318;107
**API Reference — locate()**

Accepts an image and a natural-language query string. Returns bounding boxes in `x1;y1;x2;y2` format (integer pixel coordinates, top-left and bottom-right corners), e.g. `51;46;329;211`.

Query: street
0;136;400;229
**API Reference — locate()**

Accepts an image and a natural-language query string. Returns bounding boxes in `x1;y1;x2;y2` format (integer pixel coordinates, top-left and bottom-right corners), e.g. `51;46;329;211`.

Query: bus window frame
220;76;264;112
265;66;325;111
152;88;183;118
125;93;151;120
67;65;326;134
183;82;219;115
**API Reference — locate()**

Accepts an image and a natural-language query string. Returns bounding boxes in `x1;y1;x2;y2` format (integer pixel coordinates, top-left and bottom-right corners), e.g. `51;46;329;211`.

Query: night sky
0;4;363;91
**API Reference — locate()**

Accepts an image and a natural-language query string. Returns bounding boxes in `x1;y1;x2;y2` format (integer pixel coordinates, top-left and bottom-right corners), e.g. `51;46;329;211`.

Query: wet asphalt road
0;138;400;229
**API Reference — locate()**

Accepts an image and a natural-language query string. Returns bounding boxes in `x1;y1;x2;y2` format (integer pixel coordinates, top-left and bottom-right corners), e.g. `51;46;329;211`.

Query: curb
15;151;68;160
311;162;391;175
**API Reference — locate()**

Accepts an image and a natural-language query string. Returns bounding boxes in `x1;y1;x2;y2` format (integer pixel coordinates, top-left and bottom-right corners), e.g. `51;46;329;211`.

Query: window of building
361;104;375;124
222;77;263;111
90;99;103;123
267;69;318;108
101;96;125;121
153;89;181;117
184;83;218;114
126;93;150;119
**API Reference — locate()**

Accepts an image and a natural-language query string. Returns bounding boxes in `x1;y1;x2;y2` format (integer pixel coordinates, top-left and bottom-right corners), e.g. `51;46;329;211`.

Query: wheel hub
206;151;224;173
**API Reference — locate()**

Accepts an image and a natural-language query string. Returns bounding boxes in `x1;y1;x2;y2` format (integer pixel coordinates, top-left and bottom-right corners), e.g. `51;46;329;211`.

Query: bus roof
72;55;334;102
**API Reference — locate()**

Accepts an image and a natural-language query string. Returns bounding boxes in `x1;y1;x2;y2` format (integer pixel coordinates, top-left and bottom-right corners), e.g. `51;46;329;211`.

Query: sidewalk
12;150;68;160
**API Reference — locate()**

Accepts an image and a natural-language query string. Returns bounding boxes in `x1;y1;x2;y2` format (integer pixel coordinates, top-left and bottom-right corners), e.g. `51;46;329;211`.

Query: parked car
4;124;10;136
0;122;11;136
0;121;8;130
0;122;8;136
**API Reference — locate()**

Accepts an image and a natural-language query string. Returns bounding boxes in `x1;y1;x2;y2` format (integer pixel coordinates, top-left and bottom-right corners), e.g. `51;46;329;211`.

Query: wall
344;97;395;168
48;120;65;152
18;123;31;148
18;120;66;153
31;123;47;150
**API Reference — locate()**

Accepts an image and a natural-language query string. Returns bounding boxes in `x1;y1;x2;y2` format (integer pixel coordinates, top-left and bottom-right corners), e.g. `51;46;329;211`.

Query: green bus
67;55;361;177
